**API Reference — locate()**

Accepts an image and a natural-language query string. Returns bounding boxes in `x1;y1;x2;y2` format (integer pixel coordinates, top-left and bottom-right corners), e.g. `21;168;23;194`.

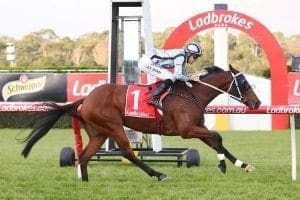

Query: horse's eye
240;81;252;91
241;80;247;86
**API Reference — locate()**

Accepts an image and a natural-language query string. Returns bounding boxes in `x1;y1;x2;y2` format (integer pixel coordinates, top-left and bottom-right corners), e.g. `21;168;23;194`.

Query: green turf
0;129;299;200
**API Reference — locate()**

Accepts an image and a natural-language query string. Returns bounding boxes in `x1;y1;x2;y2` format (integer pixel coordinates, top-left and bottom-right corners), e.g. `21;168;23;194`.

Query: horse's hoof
218;165;226;173
218;161;226;173
218;164;226;173
245;164;256;172
158;173;168;181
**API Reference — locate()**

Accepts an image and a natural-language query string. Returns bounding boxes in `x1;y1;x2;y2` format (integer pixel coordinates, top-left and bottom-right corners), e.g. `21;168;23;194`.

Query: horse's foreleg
181;127;228;173
204;131;227;173
201;130;255;172
200;130;255;173
222;148;256;172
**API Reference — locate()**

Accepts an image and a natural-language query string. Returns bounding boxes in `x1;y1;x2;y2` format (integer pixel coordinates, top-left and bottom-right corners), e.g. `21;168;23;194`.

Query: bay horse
21;65;261;182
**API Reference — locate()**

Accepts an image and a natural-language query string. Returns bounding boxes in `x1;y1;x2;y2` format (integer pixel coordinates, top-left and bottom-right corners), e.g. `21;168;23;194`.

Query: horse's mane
204;66;224;73
200;66;224;78
189;65;225;81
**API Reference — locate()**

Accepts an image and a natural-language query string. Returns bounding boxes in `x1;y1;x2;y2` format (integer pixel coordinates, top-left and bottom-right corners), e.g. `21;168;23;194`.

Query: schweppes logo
2;75;46;101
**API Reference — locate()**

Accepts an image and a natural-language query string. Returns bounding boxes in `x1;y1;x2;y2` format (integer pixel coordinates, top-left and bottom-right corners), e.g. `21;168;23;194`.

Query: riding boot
148;79;173;106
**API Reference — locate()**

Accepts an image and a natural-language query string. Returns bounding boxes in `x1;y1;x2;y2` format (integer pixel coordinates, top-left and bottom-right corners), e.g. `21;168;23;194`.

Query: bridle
198;72;251;104
170;72;251;107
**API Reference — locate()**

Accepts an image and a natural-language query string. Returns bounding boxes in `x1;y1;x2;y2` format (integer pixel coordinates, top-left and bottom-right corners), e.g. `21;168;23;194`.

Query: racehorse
21;65;261;182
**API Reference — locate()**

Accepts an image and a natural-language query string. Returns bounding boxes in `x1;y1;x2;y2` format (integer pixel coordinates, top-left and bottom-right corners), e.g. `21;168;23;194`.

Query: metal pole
109;3;119;84
289;114;297;180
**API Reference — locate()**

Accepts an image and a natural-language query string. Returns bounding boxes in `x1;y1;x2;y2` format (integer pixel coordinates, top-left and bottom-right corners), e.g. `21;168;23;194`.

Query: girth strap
155;107;163;134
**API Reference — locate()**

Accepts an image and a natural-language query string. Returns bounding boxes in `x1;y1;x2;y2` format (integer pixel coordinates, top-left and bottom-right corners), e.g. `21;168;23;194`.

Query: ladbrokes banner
0;73;66;102
288;72;300;105
67;73;148;101
67;73;122;102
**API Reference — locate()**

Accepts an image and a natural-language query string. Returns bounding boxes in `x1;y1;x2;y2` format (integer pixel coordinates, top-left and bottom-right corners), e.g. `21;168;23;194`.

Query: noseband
226;73;251;103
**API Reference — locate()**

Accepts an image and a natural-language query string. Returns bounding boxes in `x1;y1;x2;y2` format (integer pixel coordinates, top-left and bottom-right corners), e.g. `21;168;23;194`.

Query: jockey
138;42;203;106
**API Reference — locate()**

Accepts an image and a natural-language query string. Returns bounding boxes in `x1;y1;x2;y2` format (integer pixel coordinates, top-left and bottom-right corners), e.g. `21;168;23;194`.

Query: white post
213;3;229;130
289;114;297;181
214;26;228;70
213;2;228;70
142;0;155;83
142;0;153;57
143;0;162;152
77;164;82;179
107;1;113;85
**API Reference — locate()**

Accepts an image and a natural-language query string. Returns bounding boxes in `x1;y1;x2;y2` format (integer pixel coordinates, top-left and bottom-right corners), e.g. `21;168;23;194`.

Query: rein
169;89;204;107
169;72;245;107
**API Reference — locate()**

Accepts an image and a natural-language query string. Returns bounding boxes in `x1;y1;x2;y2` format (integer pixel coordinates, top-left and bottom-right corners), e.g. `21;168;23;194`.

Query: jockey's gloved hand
185;81;193;88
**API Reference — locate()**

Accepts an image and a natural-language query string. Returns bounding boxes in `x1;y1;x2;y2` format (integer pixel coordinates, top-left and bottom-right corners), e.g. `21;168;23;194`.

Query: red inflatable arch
163;10;288;129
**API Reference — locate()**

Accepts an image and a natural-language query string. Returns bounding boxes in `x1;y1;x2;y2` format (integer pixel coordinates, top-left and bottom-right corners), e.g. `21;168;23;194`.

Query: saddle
125;82;167;118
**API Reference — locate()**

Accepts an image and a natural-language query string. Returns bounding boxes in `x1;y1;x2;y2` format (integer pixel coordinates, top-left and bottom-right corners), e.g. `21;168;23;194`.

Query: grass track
0;129;299;199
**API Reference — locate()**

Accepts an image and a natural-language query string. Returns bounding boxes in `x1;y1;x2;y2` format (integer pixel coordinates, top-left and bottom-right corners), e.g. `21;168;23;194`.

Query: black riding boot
148;79;173;106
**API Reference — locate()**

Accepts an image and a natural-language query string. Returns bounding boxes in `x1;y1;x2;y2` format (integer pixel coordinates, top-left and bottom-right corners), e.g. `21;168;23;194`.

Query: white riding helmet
185;42;203;56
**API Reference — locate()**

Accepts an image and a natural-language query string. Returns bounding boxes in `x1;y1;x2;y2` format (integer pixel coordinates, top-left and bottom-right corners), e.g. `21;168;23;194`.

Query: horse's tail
21;99;84;158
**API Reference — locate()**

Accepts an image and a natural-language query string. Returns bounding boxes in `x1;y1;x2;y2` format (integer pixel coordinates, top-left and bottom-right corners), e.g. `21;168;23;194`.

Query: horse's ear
229;64;239;74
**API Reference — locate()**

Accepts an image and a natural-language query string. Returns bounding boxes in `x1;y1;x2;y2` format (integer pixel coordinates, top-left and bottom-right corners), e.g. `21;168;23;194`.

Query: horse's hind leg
78;123;108;182
112;128;167;181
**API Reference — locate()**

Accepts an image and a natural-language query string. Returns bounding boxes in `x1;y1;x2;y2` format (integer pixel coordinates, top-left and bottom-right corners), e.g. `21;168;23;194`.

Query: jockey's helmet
185;42;203;58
